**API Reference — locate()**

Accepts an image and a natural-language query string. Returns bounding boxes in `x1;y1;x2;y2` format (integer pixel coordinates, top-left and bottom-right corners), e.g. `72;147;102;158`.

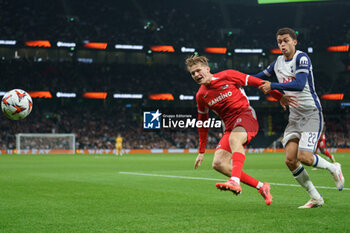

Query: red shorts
215;111;259;153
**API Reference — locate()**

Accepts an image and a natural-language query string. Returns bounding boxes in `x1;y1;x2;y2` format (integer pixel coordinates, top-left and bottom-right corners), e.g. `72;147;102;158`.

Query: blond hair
185;55;209;71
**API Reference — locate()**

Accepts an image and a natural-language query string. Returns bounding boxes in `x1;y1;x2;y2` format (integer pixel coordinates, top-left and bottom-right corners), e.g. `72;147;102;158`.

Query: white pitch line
119;172;350;191
119;172;223;181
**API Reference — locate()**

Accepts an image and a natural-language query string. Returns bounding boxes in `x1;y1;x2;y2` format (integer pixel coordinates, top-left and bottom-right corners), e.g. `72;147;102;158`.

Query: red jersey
196;69;283;153
197;70;254;128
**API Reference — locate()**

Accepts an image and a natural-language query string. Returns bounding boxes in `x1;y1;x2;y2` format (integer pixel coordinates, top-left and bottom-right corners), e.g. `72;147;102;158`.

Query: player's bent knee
285;157;296;167
212;150;230;172
212;156;223;171
297;150;314;166
212;159;224;172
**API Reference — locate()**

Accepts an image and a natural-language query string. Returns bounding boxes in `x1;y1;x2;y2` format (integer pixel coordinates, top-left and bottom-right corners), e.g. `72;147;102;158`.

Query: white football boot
332;162;345;191
298;196;324;209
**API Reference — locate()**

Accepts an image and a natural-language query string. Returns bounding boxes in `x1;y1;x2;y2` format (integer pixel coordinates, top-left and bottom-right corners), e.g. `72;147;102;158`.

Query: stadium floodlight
57;41;76;47
84;42;107;50
150;46;175;53
327;45;349;52
77;58;93;63
113;93;143;99
270;48;282;54
16;133;76;154
181;47;196;53
234;49;263;54
56;92;77;98
0;40;16;45
149;93;174;100
115;44;144;50
28;91;52;98
308;47;313;53
247;96;260;101
179;94;194;100
204;47;227;54
321;94;344;100
25;40;51;47
83;92;107;99
341;103;350;107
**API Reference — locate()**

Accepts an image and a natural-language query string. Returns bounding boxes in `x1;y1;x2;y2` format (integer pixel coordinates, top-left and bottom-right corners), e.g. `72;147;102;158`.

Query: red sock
324;150;332;159
231;152;245;179
240;171;259;188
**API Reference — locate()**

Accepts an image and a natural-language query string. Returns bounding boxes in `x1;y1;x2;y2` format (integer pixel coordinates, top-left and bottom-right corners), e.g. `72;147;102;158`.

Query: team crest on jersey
233;118;242;127
222;84;228;89
299;56;308;67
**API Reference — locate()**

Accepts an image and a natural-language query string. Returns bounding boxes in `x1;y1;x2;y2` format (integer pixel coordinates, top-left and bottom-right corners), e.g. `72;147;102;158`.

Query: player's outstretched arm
259;72;307;94
252;78;298;109
258;80;272;94
254;61;276;79
244;74;284;101
279;95;298;110
254;71;269;79
225;69;285;101
194;153;205;169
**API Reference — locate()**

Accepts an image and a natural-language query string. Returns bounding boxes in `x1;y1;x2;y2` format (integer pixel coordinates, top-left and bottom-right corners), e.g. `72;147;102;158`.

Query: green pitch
0;153;349;233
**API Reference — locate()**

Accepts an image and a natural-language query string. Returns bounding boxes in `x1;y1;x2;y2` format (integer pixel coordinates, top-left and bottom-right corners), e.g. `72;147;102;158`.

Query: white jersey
263;50;324;149
263;50;322;118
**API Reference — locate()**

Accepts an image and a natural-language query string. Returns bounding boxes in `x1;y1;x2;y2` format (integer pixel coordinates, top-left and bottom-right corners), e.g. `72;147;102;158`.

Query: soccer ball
1;89;33;120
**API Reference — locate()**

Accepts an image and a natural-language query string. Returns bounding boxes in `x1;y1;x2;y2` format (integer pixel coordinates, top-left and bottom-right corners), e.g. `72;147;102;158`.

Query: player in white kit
257;27;345;208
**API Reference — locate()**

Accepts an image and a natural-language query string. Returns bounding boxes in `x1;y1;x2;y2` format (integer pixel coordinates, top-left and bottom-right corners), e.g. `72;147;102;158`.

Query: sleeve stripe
198;109;208;114
296;69;309;74
263;70;271;77
245;75;249;86
249;106;257;120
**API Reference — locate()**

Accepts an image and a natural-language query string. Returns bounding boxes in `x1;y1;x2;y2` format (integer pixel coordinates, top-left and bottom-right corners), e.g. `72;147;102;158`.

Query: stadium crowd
1;59;347;98
1;0;349;48
0;57;349;150
0;60;198;95
0;104;349;150
0;106;223;150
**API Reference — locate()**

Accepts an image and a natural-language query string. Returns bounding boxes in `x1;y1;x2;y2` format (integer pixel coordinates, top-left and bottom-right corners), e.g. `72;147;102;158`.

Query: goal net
16;133;76;154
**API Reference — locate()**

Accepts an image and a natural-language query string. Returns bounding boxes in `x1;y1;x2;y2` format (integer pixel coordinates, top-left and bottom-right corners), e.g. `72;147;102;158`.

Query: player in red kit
313;129;336;169
185;55;297;205
316;132;336;163
312;131;336;170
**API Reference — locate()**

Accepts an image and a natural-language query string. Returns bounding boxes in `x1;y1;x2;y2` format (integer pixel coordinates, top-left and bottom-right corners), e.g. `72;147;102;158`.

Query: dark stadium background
0;0;349;151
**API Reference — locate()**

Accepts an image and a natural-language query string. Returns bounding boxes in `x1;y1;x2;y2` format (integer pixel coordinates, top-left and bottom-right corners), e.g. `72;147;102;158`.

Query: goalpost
16;133;76;154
